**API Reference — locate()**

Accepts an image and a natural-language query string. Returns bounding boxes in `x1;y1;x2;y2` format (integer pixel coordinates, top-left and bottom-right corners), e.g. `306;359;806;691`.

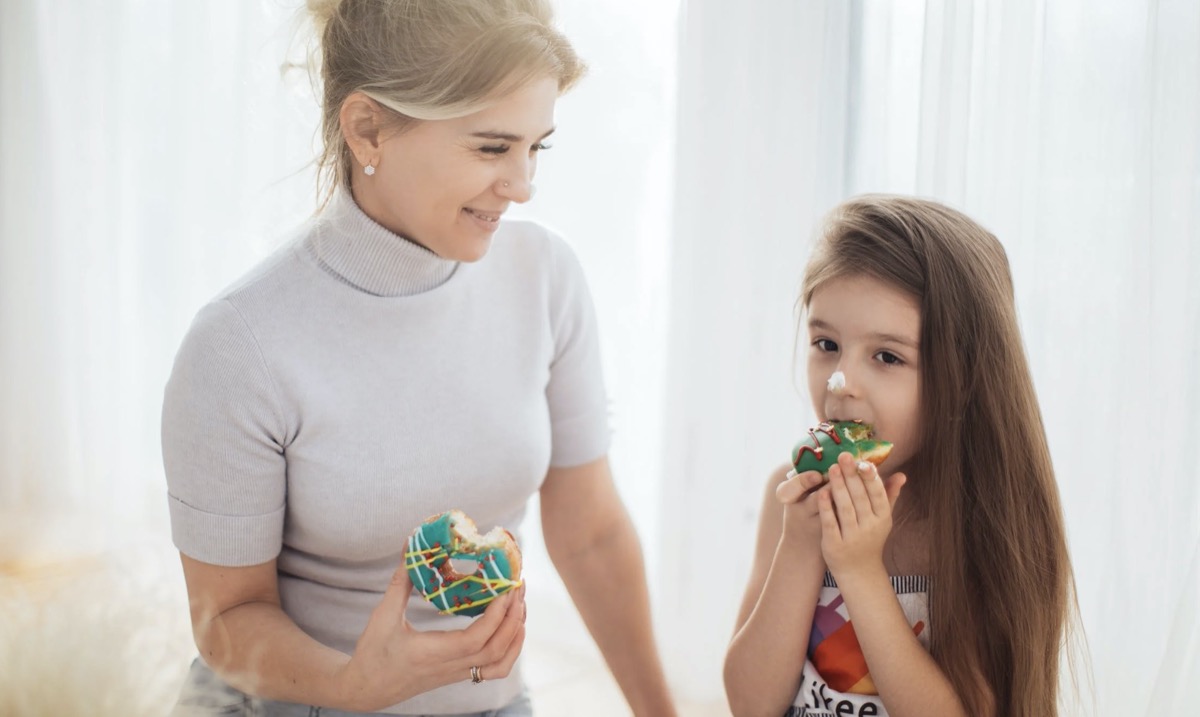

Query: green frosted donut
791;421;893;476
405;510;523;617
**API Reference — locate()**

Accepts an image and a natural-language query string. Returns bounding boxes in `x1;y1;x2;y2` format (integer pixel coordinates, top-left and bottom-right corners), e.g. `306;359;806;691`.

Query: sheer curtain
0;1;317;535
663;0;1200;713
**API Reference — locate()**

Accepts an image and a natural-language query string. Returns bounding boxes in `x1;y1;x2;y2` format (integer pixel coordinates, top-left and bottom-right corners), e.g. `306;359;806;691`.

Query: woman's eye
875;350;904;366
813;338;839;352
480;145;509;155
532;142;552;152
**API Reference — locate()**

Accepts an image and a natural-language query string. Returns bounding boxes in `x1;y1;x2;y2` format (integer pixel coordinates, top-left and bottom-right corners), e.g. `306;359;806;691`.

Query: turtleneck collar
310;186;459;297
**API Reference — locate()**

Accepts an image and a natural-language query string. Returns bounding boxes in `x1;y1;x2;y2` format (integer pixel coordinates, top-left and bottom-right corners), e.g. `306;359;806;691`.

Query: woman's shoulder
493;218;589;285
495;217;576;258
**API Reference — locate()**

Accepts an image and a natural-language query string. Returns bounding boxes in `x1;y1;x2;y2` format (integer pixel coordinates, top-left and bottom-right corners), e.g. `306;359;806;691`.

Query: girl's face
351;75;559;262
806;274;922;474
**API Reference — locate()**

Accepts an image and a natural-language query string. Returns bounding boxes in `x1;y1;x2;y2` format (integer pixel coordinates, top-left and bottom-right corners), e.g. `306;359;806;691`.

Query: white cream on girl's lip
827;370;846;393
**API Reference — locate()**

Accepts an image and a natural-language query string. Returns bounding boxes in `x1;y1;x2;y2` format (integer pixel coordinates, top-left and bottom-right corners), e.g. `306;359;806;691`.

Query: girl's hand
335;567;527;711
775;468;831;547
817;452;906;581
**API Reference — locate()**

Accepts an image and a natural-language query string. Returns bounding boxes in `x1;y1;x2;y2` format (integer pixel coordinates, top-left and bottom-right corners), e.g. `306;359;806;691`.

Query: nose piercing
827;370;846;394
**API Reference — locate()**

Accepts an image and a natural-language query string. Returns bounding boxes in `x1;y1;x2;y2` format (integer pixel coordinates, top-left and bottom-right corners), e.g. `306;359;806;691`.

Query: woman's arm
538;456;677;717
818;454;991;717
180;554;526;712
724;465;828;717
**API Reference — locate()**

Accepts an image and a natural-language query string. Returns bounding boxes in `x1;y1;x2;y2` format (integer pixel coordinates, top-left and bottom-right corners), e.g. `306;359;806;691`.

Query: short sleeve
161;299;288;566
545;237;612;467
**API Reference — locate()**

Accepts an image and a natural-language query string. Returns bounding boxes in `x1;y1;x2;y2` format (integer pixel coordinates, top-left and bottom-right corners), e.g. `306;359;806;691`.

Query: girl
724;196;1078;717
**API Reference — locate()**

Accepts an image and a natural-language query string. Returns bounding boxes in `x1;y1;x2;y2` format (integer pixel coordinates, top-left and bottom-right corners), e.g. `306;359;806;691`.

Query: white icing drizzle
407;534;427;593
482;555;502;596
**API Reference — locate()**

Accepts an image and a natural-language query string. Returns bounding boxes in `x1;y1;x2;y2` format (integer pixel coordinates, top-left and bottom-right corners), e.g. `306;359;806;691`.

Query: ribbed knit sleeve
545;236;612;467
162;299;288;566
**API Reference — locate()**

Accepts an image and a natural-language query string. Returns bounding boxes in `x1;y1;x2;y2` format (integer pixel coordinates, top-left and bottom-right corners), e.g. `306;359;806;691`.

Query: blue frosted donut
404;510;523;617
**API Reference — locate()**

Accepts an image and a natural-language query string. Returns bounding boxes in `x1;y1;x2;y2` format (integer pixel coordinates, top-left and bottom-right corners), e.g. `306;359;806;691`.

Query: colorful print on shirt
787;574;930;717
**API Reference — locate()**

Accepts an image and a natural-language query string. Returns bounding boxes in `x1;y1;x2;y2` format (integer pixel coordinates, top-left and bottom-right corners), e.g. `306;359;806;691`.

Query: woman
162;1;676;714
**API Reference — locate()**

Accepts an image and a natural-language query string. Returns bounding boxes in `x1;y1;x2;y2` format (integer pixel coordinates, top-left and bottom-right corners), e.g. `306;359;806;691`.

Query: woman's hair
801;196;1078;716
305;0;585;201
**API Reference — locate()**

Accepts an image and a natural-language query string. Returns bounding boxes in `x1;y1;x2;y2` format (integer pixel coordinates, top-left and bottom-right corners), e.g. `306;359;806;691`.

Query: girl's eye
480;145;508;155
875;350;904;366
813;338;839;352
532;142;552;152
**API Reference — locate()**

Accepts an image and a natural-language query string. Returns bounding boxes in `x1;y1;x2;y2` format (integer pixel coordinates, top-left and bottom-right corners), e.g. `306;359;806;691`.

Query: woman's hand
817;452;906;582
335;567;527;712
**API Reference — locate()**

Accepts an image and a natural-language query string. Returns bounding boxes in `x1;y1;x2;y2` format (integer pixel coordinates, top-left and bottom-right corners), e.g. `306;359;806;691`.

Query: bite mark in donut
791;420;893;477
404;510;523;617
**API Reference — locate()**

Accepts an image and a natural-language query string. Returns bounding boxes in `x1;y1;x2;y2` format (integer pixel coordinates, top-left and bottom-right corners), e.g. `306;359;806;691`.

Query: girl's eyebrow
808;318;917;349
468;127;556;142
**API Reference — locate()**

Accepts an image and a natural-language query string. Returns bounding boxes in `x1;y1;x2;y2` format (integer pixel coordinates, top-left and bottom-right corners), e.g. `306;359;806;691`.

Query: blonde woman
162;1;675;715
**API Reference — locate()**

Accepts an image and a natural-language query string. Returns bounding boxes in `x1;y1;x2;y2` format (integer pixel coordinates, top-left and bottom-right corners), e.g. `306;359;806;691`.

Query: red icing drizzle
794;423;843;463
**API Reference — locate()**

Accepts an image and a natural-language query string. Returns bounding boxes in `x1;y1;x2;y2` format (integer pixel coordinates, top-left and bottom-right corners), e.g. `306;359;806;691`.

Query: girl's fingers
828;465;858;528
817;489;841;541
840;458;874;518
884;472;907;509
777;470;825;503
860;462;890;515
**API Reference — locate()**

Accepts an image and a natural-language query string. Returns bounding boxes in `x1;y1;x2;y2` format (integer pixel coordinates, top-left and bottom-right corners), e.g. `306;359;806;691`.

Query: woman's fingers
476;611;527;682
474;584;526;665
366;566;414;633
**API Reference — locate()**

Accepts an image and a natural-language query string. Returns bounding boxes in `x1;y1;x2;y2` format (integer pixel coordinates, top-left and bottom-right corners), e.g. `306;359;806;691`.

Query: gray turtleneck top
162;188;611;714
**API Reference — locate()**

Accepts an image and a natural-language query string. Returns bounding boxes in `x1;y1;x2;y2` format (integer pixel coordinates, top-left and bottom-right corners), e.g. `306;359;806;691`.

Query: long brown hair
801;196;1078;716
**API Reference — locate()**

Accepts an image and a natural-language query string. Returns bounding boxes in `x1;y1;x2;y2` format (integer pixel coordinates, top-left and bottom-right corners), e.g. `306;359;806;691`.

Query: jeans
171;658;534;717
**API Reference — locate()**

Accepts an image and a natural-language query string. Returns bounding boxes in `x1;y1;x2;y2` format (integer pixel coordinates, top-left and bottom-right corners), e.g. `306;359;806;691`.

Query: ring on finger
470;665;484;684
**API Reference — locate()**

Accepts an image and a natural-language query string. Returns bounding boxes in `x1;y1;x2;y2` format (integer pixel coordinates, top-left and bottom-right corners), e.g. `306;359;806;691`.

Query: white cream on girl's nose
827;370;846;394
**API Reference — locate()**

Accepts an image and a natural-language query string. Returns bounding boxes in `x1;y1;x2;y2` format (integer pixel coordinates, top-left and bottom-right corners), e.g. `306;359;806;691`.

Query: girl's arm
724;465;829;717
539;456;678;717
180;555;525;712
818;453;993;717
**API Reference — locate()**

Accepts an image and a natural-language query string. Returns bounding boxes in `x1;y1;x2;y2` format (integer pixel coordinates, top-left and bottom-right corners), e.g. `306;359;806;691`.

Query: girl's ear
339;91;384;165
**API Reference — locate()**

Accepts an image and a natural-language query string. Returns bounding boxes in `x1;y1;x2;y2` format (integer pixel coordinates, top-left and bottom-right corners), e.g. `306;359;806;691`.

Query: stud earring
364;163;376;176
503;180;510;188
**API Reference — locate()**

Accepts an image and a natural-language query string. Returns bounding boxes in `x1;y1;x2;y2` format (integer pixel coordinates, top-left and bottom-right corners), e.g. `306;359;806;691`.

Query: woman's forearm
724;540;825;717
550;513;677;717
193;600;354;708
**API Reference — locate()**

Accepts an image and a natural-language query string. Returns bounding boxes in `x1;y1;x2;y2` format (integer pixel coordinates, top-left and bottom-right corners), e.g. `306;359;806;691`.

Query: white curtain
0;1;317;534
663;0;1200;713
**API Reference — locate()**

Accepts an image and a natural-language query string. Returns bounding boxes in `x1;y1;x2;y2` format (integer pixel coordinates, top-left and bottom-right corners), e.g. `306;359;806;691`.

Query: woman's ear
340;92;384;167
